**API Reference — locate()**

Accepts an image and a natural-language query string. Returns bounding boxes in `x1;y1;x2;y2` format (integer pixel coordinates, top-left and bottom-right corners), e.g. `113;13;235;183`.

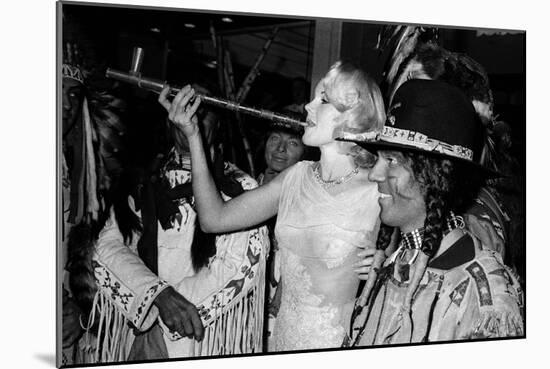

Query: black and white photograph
6;0;546;368
56;0;528;367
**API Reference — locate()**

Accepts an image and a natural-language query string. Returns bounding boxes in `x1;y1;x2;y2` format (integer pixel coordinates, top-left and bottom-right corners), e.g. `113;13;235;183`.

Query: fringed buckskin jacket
81;152;269;362
349;230;524;346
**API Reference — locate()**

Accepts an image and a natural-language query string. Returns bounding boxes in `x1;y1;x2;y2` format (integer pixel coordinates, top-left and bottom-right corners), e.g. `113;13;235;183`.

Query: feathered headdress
62;40;128;321
62;42;126;225
376;25;509;173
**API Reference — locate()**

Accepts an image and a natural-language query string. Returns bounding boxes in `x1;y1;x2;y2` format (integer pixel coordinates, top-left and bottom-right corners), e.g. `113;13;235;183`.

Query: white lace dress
270;161;380;351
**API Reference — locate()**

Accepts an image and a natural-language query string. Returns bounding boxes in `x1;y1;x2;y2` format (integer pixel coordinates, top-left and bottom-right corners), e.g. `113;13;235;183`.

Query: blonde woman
159;61;385;351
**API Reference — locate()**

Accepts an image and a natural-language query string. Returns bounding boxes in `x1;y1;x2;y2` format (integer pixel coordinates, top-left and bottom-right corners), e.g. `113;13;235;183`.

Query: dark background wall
62;2;525;179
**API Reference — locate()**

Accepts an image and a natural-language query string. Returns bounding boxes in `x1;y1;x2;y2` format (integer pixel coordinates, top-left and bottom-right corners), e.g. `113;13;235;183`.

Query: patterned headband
62;63;84;84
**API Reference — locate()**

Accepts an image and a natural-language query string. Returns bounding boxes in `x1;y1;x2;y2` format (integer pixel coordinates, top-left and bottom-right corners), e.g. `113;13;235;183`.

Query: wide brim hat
337;79;498;177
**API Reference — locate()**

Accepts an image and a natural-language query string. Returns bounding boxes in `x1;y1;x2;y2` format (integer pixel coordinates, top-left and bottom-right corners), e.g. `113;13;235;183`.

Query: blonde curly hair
322;61;386;168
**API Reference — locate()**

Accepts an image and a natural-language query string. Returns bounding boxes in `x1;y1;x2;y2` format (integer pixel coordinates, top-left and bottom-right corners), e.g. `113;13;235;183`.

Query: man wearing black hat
340;79;523;345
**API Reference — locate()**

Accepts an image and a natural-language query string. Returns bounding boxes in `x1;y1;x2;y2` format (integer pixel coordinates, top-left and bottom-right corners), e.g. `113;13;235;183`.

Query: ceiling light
205;60;218;69
221;17;233;23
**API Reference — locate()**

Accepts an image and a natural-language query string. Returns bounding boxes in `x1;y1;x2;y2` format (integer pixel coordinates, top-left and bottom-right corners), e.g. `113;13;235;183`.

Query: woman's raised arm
159;85;282;233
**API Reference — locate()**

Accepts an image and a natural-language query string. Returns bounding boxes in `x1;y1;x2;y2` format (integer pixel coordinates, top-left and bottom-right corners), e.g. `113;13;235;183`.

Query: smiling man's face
368;150;426;233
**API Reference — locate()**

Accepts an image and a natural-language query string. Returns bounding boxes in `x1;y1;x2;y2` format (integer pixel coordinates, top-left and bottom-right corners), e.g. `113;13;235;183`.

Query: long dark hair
66;168;142;318
374;151;484;311
376;152;483;253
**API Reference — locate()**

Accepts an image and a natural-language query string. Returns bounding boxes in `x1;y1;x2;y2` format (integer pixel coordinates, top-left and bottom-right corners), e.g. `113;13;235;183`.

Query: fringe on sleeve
468;309;524;339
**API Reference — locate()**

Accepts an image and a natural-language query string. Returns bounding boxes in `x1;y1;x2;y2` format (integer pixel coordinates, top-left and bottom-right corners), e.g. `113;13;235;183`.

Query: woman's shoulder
274;160;314;184
294;160;315;171
261;161;314;202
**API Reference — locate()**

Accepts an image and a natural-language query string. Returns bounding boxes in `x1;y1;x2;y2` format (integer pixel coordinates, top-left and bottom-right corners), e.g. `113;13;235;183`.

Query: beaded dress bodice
271;161;380;351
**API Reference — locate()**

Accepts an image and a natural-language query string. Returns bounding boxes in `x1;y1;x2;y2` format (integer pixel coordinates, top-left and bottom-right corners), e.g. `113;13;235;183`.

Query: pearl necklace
312;162;359;189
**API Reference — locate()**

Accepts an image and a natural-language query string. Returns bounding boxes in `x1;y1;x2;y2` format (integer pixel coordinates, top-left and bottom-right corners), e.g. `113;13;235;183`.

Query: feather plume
63;45;128;315
377;27;503;172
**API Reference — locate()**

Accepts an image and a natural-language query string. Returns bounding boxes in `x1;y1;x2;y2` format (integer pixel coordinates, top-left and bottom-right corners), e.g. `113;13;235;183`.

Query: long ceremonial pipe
105;48;308;127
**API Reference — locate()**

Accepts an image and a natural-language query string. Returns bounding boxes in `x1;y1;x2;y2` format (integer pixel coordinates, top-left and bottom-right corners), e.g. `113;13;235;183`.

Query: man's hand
153;286;204;341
